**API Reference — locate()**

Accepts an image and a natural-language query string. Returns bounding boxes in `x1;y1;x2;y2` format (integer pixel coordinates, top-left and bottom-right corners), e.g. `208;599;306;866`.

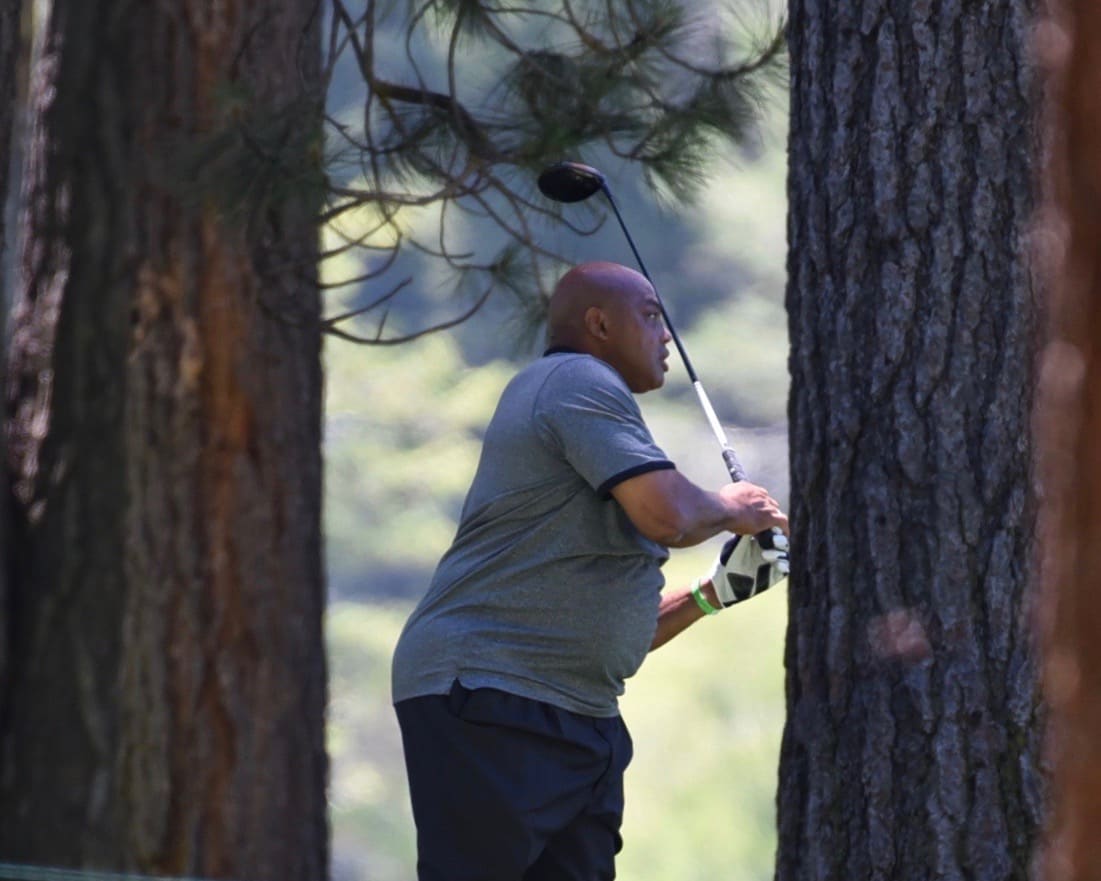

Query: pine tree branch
323;284;494;345
310;0;787;345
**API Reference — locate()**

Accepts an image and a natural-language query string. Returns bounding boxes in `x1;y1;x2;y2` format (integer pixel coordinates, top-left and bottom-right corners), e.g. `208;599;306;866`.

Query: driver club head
537;161;606;203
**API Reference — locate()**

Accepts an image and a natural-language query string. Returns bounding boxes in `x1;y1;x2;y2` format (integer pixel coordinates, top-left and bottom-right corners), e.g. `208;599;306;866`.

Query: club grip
722;447;747;483
721;447;777;546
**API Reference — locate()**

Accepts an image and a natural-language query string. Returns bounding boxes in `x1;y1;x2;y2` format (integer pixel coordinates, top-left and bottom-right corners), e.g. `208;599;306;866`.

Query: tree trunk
779;2;1043;879
0;2;327;878
1035;3;1101;880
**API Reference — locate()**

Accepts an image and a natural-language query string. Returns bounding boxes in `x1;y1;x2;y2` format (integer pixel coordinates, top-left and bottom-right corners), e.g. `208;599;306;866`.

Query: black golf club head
537;161;606;203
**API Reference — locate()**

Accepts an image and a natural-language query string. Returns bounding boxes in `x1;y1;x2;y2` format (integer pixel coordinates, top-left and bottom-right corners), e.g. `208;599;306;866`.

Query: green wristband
691;579;721;616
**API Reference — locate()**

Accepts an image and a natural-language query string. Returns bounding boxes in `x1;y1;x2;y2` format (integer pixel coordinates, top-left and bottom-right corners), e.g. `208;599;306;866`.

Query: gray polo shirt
390;350;675;717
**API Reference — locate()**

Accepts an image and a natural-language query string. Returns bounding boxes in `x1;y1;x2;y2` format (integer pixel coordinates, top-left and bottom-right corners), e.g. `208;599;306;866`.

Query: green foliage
324;331;514;598
326;603;417;880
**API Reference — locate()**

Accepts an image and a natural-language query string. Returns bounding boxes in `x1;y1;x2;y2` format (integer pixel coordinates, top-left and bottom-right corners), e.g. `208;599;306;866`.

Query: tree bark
780;2;1043;879
1035;3;1101;880
0;2;327;878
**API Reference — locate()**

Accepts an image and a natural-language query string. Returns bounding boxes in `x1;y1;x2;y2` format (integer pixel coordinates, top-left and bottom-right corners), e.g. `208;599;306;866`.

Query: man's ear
584;306;608;340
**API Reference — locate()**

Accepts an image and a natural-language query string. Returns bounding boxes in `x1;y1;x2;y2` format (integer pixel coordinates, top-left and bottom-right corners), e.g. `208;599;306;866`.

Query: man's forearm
612;469;788;548
649;578;720;650
660;493;740;548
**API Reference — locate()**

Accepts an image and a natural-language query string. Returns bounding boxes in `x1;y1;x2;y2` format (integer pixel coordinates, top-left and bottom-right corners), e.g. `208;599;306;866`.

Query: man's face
601;288;672;393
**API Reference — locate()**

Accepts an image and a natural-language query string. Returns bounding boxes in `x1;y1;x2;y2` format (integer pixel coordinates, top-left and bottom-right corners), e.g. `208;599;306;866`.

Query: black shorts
395;681;633;881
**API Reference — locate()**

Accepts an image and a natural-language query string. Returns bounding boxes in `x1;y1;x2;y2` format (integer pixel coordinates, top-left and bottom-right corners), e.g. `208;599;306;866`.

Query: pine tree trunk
780;2;1043;879
0;2;327;878
1035;3;1101;879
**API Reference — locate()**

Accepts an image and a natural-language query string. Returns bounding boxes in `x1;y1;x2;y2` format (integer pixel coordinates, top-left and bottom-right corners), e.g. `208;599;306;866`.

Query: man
391;261;789;880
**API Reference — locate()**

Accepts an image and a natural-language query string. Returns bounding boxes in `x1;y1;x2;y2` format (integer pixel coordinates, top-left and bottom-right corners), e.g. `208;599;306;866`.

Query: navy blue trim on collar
543;346;581;357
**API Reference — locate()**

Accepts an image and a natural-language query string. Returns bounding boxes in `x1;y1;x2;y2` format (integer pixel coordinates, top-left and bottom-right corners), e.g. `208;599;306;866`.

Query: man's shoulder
523;351;626;393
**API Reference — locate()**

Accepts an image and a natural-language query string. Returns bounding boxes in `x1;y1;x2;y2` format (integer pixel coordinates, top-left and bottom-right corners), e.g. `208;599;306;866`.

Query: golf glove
706;529;789;607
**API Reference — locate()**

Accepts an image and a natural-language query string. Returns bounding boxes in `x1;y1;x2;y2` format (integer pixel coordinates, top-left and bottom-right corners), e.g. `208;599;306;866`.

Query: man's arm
609;468;787;548
650;530;791;650
649;577;722;650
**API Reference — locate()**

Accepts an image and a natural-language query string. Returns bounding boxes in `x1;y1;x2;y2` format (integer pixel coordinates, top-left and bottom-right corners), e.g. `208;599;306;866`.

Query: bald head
547;262;653;350
546;261;671;393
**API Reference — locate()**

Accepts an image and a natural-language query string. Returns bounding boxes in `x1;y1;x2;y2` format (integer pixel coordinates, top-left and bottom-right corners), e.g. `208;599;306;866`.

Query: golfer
391;261;789;880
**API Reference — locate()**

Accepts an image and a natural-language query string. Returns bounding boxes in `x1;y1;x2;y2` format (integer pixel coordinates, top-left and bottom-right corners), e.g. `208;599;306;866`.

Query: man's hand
716;481;789;536
705;529;790;607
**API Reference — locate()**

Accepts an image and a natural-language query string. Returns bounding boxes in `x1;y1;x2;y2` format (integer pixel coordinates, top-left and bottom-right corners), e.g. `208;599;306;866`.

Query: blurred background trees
1035;2;1101;879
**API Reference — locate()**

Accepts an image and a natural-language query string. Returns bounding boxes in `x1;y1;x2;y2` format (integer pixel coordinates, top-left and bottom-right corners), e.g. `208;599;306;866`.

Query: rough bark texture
1035;4;1101;880
780;2;1043;880
0;2;327;878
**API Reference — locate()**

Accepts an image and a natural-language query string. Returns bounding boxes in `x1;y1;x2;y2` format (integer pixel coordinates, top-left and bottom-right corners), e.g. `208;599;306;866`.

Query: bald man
392;262;788;881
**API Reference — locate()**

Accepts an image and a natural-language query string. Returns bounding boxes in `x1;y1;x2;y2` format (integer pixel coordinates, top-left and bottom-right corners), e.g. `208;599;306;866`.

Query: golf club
537;160;749;484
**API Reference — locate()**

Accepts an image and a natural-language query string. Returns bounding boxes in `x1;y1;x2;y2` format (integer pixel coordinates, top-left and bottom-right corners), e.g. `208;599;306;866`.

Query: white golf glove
705;529;789;607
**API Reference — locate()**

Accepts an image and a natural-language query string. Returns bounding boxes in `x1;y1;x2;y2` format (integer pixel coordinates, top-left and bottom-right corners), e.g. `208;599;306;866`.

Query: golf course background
321;106;789;881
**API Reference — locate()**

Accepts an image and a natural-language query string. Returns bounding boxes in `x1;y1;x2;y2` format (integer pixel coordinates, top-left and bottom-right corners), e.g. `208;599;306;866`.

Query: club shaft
600;184;747;483
600;186;699;385
691;383;748;481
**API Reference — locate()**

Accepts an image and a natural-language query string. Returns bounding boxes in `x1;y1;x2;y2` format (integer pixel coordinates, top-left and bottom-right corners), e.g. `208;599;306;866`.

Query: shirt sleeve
534;357;675;497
